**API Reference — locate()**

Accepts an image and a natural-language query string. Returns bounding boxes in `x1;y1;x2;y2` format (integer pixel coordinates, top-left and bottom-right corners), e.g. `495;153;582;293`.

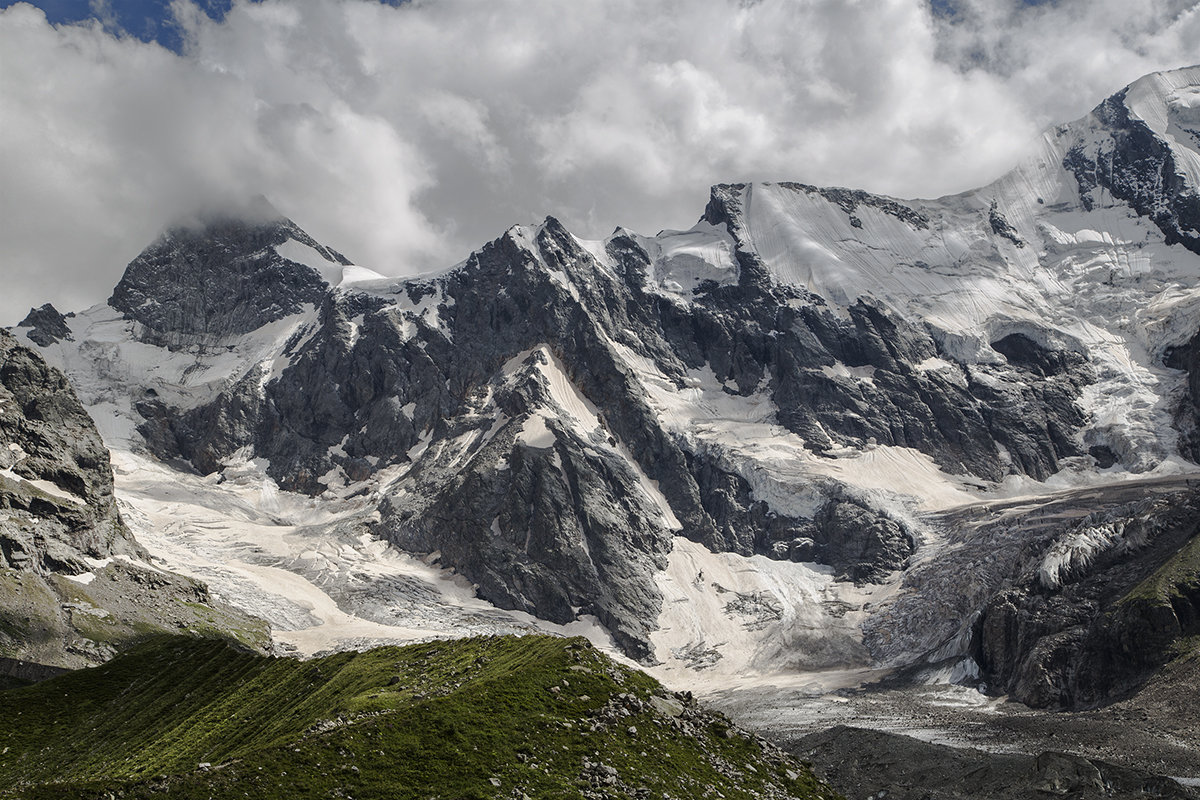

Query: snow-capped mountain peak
107;199;354;349
14;66;1200;692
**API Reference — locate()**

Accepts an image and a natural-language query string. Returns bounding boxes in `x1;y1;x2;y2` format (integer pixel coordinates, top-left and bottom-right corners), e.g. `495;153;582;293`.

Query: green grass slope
0;634;840;800
1116;530;1200;666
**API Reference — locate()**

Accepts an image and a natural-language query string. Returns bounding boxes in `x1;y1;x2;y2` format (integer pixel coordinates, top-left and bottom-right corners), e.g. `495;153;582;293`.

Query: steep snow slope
675;68;1200;472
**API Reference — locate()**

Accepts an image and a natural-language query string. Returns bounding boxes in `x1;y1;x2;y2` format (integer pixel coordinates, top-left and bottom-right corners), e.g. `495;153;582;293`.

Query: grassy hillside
0;633;839;800
1122;530;1200;609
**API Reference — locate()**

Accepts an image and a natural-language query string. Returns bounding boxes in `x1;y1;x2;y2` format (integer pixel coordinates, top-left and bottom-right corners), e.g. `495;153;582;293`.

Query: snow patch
821;362;877;383
275;238;344;286
915;357;954;372
639;223;739;300
518;414;556;448
339;265;388;286
649;538;880;689
0;468;86;506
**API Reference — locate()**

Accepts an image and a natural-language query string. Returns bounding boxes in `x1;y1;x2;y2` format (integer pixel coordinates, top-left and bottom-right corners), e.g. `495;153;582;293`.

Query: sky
1;0;1198;325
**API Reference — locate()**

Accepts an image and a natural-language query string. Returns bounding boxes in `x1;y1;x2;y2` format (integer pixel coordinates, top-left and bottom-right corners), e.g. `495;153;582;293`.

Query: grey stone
109;196;346;350
975;488;1200;709
0;329;140;572
16;304;73;347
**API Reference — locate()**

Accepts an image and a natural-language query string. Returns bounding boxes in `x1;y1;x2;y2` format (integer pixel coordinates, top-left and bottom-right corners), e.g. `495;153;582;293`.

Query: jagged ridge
17;66;1200;679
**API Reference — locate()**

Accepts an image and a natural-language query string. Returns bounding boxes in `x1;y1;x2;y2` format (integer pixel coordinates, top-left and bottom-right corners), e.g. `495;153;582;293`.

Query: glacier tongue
110;446;622;658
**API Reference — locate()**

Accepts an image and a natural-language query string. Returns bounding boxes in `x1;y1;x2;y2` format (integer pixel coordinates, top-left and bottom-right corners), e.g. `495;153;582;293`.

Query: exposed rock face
855;476;1200;711
808;498;914;583
694;187;1093;483
380;349;675;660
135;371;268;476
0;329;136;573
975;487;1200;709
1166;328;1200;461
16;304;73;347
1063;86;1200;255
0;656;68;687
109;196;347;349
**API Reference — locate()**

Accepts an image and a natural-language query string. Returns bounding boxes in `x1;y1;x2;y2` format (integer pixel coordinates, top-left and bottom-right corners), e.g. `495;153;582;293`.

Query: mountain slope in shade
14;66;1200;698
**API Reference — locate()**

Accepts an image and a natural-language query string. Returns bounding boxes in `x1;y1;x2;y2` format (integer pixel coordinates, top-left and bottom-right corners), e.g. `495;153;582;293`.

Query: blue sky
3;0;1057;52
0;0;399;50
0;0;233;50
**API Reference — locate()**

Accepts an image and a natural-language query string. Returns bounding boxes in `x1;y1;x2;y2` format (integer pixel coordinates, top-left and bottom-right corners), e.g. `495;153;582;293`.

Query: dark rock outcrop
1166;328;1200;462
109;196;347;349
775;182;931;230
16;304;73;347
808;498;914;582
975;486;1200;709
988;201;1024;247
0;329;138;573
378;348;675;660
1063;87;1200;255
693;184;1092;482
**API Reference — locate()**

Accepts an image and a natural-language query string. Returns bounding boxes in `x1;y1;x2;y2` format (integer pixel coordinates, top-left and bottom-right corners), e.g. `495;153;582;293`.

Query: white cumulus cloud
0;0;1197;323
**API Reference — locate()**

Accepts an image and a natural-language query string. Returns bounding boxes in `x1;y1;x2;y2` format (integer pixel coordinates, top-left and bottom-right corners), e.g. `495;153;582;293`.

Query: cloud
1;0;1197;323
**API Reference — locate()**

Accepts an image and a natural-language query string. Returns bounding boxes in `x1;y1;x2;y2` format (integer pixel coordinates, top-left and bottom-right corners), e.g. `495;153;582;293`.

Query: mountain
107;196;354;350
12;63;1200;733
